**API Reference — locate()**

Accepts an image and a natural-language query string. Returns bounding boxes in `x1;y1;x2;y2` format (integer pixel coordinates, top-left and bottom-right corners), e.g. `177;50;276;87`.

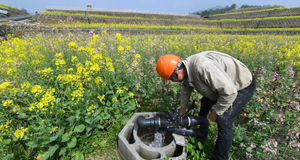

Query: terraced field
1;5;300;36
0;4;299;160
38;5;300;34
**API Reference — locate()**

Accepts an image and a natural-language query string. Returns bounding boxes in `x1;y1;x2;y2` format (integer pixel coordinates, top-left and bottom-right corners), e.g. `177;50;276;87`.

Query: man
156;51;256;160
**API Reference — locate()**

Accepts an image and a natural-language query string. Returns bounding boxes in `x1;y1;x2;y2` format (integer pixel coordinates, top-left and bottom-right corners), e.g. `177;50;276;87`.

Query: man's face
169;72;181;82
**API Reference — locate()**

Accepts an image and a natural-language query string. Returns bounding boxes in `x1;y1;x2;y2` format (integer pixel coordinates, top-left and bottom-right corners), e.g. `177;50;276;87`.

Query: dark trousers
198;76;256;160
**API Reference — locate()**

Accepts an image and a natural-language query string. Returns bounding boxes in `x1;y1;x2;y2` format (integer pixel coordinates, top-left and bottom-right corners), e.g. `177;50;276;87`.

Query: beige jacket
180;51;253;115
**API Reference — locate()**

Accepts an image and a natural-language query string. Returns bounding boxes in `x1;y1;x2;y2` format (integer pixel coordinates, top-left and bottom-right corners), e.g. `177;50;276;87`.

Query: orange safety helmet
156;54;180;83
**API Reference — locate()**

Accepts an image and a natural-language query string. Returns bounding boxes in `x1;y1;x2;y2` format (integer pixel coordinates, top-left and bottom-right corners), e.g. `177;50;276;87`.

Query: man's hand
179;108;186;116
208;110;217;122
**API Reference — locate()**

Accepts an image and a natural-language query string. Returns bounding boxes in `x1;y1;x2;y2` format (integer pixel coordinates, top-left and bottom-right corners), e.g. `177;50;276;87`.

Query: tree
230;4;237;10
192;3;238;16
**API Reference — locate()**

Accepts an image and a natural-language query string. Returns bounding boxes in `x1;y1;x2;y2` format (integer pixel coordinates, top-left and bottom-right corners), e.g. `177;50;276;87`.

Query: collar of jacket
182;59;193;84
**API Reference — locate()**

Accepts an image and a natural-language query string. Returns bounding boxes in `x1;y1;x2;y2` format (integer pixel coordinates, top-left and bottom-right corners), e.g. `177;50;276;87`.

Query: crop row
35;14;300;28
209;7;300;20
41;11;203;22
45;8;201;20
2;24;300;39
43;11;300;22
225;5;284;13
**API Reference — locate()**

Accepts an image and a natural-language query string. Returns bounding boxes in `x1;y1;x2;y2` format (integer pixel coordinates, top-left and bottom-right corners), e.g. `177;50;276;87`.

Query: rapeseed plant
14;127;28;139
0;32;299;159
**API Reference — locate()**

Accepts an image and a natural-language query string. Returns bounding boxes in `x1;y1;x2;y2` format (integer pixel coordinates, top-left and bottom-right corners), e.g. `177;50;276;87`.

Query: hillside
0;3;29;17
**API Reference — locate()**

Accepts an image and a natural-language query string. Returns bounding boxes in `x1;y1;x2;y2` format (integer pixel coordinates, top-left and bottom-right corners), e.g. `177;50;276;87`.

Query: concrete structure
118;112;187;160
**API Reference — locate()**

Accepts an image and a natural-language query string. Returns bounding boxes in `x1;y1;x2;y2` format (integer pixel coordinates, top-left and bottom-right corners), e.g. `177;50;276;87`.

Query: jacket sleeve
201;63;237;115
180;81;193;109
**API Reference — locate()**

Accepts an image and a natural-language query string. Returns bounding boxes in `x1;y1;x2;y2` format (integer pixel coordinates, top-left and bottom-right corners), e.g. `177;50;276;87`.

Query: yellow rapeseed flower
118;45;125;53
39;87;56;108
71;56;78;63
132;60;139;66
134;54;141;60
14;127;28;139
115;33;123;42
3;99;13;108
112;97;118;103
105;57;115;72
101;30;107;36
94;77;103;84
129;92;134;98
31;85;43;97
68;68;74;73
21;82;31;91
97;95;105;102
0;81;11;90
41;68;53;78
55;59;66;67
57;74;80;85
77;46;85;53
28;103;35;111
50;126;58;134
12;105;20;113
116;87;123;94
92;53;103;62
125;45;132;51
71;89;84;101
90;63;100;72
68;41;78;50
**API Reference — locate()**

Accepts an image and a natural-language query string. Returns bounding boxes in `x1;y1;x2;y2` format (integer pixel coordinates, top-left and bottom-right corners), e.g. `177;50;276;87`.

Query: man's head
156;54;185;83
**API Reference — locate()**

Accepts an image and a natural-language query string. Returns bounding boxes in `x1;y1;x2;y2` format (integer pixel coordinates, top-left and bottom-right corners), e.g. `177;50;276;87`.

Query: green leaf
67;116;75;125
63;101;73;107
85;118;92;124
50;134;59;142
3;139;11;145
67;137;77;148
285;111;292;118
17;112;28;119
103;114;111;120
186;143;193;152
190;137;195;143
55;98;61;104
74;124;85;133
94;115;100;122
246;147;253;153
39;152;50;160
106;100;111;106
96;124;104;129
121;117;130;125
197;142;204;149
38;136;51;145
72;151;84;160
99;140;106;147
59;147;67;156
86;125;95;137
61;133;70;142
27;140;38;148
236;136;243;141
3;153;14;160
124;105;136;113
49;144;59;157
106;91;114;95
